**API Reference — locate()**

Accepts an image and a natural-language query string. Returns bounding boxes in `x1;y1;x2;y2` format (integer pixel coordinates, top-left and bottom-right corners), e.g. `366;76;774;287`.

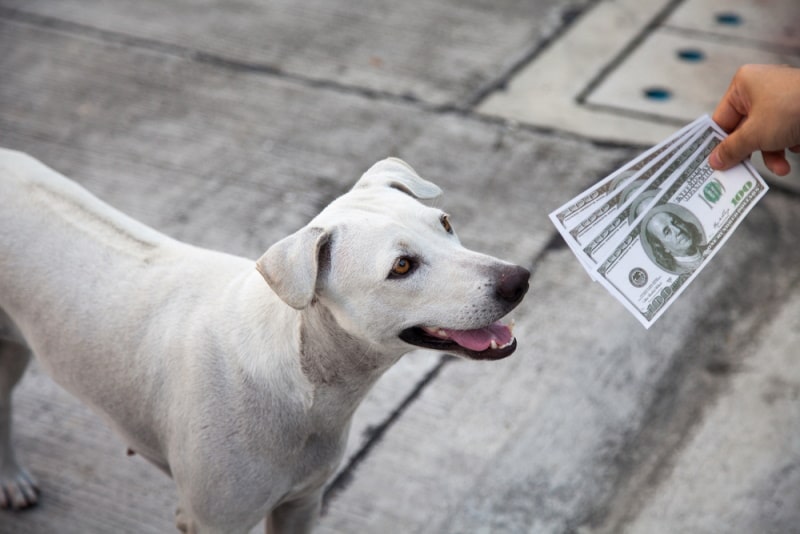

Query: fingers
711;98;744;134
709;76;748;171
711;145;793;176
708;149;725;171
711;76;746;134
762;150;791;176
709;126;756;171
710;64;800;174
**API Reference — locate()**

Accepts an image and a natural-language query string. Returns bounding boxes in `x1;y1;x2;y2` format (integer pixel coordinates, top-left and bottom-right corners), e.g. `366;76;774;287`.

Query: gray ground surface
1;1;799;533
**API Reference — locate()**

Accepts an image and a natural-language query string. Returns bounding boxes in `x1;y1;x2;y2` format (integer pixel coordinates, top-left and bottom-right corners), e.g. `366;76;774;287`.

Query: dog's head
256;158;529;361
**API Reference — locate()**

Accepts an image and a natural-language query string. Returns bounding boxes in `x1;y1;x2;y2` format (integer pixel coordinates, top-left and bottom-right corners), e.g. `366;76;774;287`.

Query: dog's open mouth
399;321;516;360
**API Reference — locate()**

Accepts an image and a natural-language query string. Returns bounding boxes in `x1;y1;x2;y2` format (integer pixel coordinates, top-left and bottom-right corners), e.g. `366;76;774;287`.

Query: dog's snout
496;265;530;305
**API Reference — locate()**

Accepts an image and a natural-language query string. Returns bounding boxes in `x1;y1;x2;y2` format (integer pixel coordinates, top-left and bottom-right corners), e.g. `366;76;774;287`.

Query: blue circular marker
677;48;705;62
716;12;743;26
644;87;672;101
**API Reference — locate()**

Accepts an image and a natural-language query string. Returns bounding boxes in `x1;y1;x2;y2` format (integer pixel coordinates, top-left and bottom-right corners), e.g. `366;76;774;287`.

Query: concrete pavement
1;1;798;532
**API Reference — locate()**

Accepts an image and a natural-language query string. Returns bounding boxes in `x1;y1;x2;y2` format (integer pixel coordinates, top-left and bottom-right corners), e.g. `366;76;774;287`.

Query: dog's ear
256;227;329;310
354;157;442;200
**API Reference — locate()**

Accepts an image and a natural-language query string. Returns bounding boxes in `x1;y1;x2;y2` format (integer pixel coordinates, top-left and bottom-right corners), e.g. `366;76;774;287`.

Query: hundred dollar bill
567;125;707;252
550;117;702;234
576;120;720;270
593;138;768;328
549;116;705;233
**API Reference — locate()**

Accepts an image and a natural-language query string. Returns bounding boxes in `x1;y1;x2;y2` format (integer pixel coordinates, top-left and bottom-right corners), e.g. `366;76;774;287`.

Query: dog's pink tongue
444;322;513;351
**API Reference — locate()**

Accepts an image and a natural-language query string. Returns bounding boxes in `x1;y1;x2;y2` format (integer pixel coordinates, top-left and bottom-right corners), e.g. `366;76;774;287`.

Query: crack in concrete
574;0;686;106
321;353;455;511
461;2;597;111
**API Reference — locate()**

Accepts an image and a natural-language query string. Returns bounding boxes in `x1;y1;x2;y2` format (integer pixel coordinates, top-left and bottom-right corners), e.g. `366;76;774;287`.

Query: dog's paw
175;506;195;534
0;462;39;509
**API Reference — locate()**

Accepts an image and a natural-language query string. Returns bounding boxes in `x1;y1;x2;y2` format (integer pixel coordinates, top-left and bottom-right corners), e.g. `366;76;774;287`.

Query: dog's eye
389;257;415;278
440;214;453;234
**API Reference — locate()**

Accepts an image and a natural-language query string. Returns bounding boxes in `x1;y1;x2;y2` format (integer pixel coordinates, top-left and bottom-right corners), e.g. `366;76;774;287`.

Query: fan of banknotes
549;115;769;328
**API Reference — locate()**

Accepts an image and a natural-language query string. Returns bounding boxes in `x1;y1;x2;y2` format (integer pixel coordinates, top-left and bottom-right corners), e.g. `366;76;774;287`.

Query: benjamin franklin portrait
640;204;707;274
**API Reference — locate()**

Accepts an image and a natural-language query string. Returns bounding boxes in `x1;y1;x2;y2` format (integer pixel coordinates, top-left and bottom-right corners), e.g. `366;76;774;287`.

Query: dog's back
1;148;171;349
1;148;174;265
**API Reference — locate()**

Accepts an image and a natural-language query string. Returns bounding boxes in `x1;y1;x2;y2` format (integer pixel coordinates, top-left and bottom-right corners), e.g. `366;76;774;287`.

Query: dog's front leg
265;491;322;534
0;339;39;509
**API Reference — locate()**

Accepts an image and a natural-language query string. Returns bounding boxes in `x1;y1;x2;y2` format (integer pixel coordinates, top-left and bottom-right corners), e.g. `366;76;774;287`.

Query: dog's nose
496;265;530;305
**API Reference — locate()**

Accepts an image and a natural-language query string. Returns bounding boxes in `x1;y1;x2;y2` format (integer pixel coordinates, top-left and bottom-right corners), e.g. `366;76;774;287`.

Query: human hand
709;64;800;176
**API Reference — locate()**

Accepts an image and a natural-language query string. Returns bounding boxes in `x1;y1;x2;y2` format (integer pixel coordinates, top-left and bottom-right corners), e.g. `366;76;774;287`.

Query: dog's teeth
437;329;447;338
508;319;515;334
490;340;498;350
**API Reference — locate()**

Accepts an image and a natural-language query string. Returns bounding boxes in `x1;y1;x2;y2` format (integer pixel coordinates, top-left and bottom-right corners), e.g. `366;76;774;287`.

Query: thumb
710;126;756;171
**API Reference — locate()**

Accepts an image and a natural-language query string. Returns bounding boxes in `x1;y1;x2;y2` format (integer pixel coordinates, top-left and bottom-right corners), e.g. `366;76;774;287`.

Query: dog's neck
298;302;398;414
300;301;399;389
234;270;400;426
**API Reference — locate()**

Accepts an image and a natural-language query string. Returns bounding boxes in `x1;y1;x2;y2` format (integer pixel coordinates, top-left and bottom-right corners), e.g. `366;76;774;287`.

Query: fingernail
709;151;723;170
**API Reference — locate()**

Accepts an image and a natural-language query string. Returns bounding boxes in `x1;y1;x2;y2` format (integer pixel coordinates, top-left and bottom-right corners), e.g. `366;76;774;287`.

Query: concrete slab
622;287;800;534
585;28;798;124
478;0;678;144
667;0;800;49
589;191;800;534
0;0;593;108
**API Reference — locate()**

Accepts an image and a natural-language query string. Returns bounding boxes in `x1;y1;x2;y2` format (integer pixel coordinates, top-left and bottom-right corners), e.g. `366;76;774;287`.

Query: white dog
0;148;529;533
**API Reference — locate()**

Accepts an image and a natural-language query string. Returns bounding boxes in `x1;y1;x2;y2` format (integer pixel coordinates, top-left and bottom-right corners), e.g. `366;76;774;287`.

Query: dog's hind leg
0;334;39;509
